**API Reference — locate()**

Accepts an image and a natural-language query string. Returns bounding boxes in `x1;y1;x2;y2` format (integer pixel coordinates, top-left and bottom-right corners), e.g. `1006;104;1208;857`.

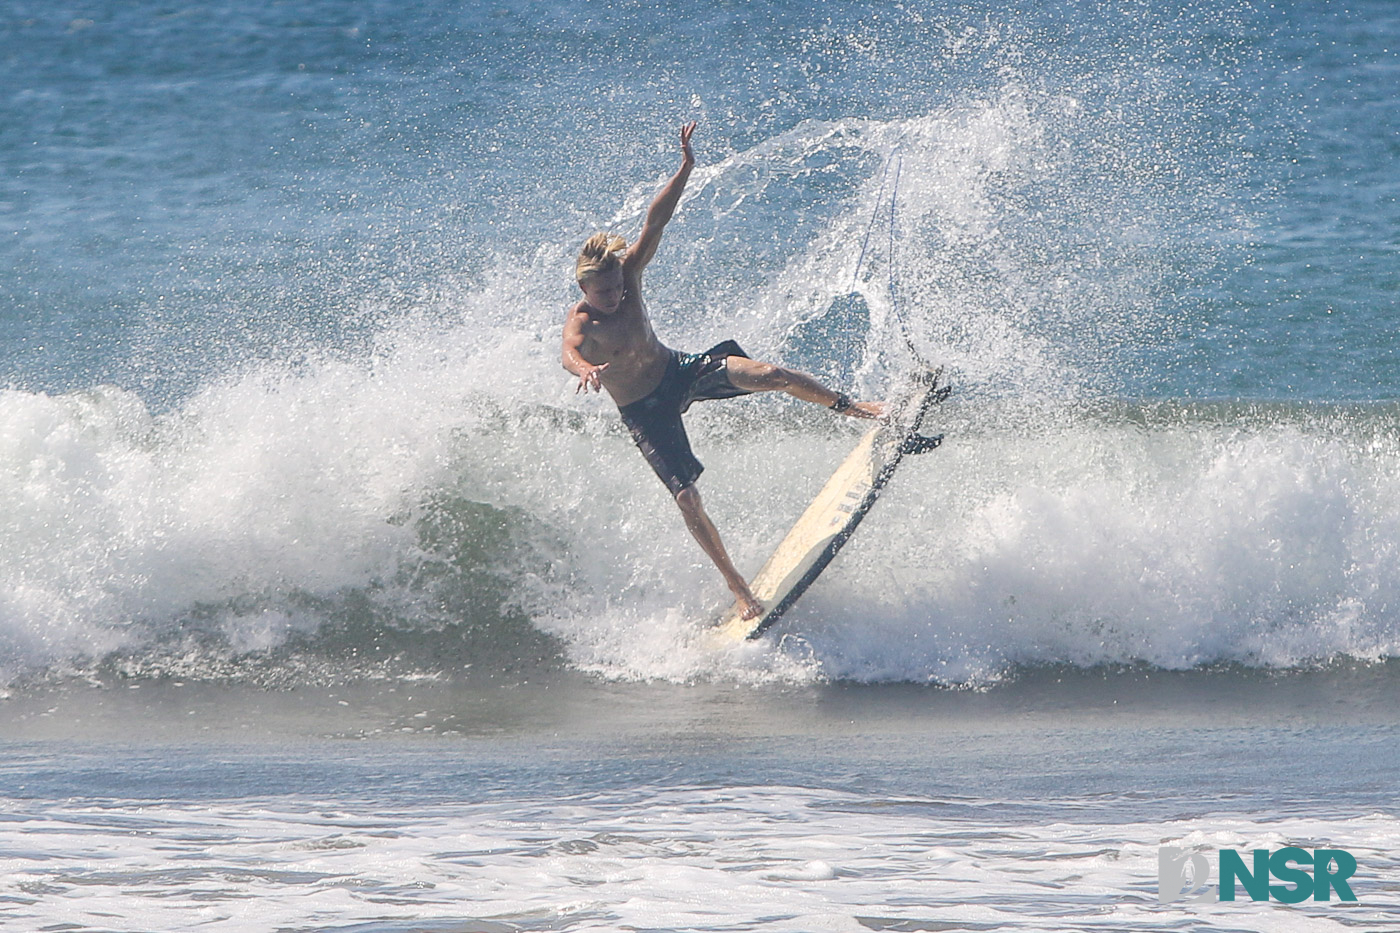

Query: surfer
562;122;884;620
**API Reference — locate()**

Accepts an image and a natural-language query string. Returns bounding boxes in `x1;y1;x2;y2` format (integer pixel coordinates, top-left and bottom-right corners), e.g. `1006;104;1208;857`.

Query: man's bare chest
581;312;655;363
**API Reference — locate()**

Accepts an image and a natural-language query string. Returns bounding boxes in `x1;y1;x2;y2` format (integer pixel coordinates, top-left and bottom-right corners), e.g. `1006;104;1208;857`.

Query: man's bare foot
844;399;888;421
731;588;764;621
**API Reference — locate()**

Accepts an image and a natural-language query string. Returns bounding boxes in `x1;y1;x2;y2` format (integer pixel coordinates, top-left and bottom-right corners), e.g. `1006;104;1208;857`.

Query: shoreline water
5;659;1398;745
4;664;1397;932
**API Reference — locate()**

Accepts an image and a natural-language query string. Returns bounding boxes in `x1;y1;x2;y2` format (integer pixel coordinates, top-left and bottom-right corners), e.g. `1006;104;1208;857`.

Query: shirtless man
561;122;884;620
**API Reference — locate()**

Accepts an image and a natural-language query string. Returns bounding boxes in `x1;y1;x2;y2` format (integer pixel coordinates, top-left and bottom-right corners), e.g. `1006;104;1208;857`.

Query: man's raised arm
625;122;697;273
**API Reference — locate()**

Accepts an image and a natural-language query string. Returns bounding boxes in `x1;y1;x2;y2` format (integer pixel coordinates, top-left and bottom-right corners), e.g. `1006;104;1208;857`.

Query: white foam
1;785;1394;932
0;282;556;681
521;402;1400;684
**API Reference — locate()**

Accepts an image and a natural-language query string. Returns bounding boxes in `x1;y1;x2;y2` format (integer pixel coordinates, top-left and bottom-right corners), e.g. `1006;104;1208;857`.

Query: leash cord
852;150;932;370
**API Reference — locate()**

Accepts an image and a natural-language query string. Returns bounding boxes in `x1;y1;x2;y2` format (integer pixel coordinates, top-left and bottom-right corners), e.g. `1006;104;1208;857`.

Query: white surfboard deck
710;370;947;643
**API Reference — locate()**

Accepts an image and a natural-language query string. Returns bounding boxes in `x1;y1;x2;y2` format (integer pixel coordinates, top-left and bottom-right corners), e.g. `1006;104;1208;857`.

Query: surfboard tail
901;432;943;455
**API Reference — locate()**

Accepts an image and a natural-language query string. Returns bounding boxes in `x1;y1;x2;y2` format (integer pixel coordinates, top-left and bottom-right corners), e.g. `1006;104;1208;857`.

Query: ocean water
2;0;1398;930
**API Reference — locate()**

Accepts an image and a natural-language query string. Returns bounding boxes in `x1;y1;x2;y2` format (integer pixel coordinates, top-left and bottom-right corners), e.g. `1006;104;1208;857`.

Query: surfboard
710;370;949;642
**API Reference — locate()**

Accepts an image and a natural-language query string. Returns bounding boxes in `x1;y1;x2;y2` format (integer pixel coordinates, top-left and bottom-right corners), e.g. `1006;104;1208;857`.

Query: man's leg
674;484;763;620
724;357;885;419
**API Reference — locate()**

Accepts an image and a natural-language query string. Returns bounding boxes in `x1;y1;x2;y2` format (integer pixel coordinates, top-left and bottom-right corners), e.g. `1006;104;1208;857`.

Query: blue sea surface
2;1;1395;402
1;1;1398;929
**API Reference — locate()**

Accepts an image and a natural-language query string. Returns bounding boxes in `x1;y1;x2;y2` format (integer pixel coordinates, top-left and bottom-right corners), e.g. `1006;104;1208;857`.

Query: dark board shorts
617;340;753;497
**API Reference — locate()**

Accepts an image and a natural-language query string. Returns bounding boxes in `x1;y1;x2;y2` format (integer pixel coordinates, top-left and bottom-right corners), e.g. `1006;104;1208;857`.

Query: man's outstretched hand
575;362;609;393
679;121;696;164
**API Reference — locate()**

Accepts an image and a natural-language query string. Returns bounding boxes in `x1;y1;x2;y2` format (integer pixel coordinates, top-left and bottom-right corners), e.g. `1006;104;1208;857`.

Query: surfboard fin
901;433;943;455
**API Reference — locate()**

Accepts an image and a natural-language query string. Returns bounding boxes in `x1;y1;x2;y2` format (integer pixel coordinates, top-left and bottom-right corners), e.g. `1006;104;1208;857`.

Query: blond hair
575;232;627;283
